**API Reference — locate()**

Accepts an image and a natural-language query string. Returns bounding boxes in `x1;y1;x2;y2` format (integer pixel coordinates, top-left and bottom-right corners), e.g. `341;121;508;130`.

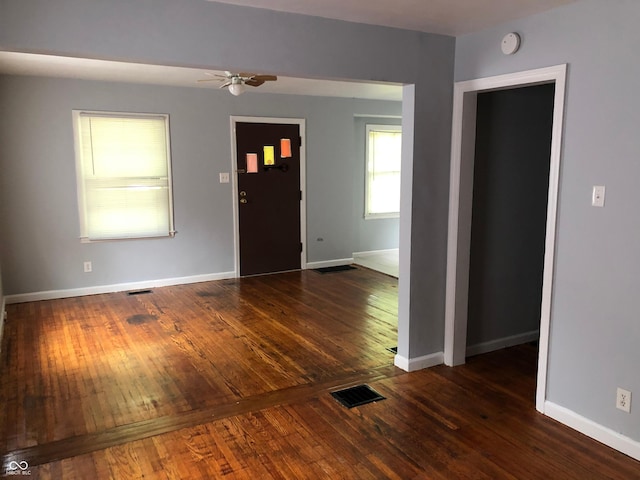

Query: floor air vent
314;265;357;274
127;289;153;296
331;384;385;408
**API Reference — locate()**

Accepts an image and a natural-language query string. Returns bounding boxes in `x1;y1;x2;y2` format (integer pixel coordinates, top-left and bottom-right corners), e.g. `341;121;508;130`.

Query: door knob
240;198;248;204
240;191;247;197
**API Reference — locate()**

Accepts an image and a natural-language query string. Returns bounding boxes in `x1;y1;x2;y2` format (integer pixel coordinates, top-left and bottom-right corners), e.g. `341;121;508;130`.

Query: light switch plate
592;185;605;207
219;172;230;184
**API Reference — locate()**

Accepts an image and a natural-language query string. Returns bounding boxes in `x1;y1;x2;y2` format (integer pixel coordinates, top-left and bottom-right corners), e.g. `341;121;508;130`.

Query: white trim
352;248;398;258
536;68;567;412
72;110;175;241
396;84;415;364
230;116;307;277
305;258;354;269
364;124;402;219
466;330;539;357
444;65;567;415
353;114;402;119
364;213;400;220
394;351;443;372
5;271;235;304
545;401;640;461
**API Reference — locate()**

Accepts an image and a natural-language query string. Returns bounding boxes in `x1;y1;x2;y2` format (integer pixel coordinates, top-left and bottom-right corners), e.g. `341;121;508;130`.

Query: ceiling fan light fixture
197;71;276;95
228;79;246;96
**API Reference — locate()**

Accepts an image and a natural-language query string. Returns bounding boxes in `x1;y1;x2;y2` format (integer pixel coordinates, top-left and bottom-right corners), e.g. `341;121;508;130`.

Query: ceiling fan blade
219;80;232;89
244;75;277;87
197;78;219;83
253;75;277;82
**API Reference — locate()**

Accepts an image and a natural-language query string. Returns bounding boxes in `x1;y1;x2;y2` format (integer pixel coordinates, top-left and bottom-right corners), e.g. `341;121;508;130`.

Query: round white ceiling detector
501;32;521;55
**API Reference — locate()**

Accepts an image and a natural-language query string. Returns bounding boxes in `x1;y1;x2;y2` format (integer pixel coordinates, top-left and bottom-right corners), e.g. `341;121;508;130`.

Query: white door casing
444;65;567;413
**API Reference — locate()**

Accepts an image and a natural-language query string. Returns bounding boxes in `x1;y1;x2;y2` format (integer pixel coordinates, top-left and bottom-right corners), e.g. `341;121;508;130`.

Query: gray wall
0;0;456;361
0;74;400;294
353;116;401;253
467;85;554;347
457;0;640;440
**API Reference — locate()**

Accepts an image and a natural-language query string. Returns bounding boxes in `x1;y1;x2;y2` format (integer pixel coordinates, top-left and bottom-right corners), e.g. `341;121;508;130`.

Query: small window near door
72;110;175;242
365;124;401;219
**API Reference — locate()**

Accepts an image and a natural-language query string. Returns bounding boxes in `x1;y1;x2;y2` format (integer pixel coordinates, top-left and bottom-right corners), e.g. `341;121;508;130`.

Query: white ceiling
0;1;576;99
208;0;577;36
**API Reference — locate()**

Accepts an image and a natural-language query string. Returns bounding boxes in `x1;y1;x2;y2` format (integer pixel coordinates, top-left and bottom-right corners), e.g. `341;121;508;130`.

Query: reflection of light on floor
353;249;399;278
365;285;398;327
30;303;176;422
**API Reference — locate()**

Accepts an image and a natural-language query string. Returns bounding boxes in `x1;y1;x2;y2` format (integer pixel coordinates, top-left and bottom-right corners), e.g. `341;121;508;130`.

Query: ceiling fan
198;71;278;96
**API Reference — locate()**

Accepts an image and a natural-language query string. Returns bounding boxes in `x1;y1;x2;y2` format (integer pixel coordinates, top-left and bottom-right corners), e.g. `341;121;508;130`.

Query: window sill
80;231;177;243
364;213;400;220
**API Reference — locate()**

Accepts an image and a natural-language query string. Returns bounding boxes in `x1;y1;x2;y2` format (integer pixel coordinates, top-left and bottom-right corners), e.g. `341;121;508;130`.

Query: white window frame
365;124;402;219
72;110;175;242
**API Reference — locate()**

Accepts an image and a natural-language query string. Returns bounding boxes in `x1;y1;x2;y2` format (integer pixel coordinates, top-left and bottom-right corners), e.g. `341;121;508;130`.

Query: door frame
444;65;567;413
230;116;307;277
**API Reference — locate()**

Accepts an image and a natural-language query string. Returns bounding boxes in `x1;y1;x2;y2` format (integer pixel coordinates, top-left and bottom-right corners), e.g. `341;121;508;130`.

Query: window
365;124;401;218
73;111;175;241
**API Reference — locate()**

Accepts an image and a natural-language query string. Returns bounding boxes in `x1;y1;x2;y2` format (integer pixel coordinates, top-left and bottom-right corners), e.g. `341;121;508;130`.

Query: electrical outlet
616;387;631;413
83;261;92;273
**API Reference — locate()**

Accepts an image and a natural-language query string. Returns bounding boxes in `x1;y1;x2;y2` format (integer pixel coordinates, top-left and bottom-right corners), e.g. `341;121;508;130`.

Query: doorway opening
444;65;567;413
466;83;554;357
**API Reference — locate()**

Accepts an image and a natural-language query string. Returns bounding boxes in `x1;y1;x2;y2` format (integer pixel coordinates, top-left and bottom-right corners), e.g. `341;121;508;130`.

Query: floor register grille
331;384;386;408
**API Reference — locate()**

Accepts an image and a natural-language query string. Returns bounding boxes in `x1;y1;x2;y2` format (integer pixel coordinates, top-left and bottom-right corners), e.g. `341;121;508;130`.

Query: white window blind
73;111;175;241
365;125;402;218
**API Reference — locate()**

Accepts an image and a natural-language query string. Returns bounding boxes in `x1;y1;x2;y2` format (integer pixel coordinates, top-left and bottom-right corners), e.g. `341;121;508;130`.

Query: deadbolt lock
240;191;247;197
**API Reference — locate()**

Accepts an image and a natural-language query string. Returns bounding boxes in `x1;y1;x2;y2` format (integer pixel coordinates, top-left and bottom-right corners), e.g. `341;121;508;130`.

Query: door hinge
300;242;303;252
299;136;302;147
299;190;303;201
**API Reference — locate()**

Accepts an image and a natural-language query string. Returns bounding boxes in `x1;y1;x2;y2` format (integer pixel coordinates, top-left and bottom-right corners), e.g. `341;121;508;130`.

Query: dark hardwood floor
1;268;638;478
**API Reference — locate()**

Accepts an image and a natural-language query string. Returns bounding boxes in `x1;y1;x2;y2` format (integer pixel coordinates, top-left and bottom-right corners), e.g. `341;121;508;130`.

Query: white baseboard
306;258;354;269
466;330;539;357
545;401;640;461
5;271;236;304
353;248;399;258
394;351;444;372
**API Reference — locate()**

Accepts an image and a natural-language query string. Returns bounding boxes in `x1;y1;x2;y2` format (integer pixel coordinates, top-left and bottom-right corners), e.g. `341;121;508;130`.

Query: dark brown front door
236;122;302;276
